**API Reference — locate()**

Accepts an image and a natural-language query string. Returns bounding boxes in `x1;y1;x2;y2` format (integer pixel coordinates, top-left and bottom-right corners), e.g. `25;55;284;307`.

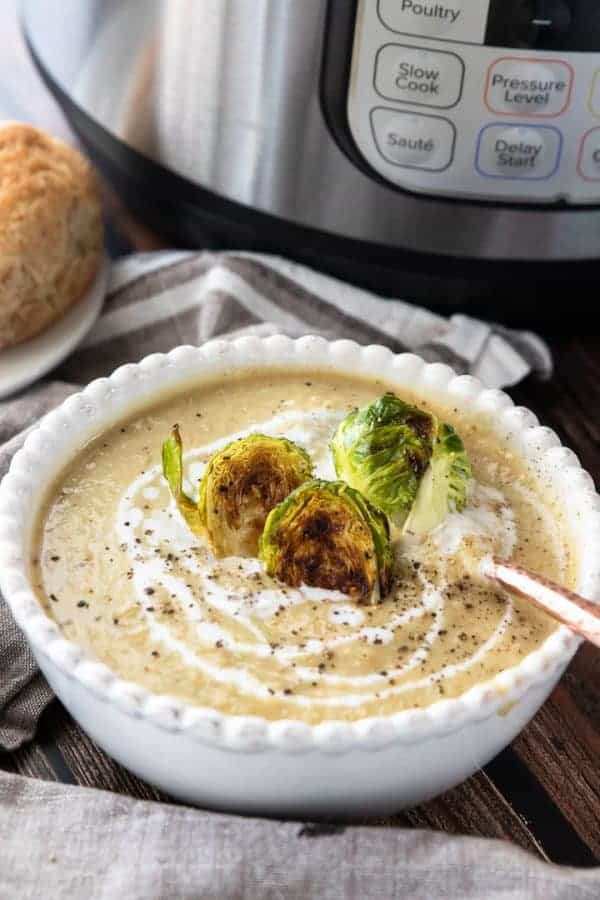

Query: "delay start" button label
485;58;573;118
375;44;464;109
476;124;562;180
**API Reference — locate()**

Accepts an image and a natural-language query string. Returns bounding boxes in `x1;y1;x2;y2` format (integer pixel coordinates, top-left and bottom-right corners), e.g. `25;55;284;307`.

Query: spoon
481;556;600;649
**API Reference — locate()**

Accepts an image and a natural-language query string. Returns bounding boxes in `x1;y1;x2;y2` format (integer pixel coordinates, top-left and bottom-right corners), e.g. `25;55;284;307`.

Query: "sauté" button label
371;108;456;172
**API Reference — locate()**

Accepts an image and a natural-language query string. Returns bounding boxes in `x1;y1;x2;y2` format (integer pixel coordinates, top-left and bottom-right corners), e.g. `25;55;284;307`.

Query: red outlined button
578;128;600;182
485;57;573;119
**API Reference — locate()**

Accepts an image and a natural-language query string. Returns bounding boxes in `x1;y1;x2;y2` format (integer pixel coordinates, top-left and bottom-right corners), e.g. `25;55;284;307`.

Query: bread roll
0;123;104;351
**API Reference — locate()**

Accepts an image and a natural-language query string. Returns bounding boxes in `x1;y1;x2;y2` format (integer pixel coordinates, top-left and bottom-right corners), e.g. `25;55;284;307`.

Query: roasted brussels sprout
404;422;471;536
162;427;312;557
331;393;435;527
259;479;394;602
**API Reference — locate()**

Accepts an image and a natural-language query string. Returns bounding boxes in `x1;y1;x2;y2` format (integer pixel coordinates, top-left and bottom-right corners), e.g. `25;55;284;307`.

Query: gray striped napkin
1;769;598;900
60;250;552;388
0;249;551;751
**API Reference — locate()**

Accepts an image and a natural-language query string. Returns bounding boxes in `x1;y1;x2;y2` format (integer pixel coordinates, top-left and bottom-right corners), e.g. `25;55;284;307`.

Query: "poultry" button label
378;0;489;43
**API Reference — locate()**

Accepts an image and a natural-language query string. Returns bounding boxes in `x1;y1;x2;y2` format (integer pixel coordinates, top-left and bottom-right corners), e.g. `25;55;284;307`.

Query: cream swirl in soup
33;370;574;722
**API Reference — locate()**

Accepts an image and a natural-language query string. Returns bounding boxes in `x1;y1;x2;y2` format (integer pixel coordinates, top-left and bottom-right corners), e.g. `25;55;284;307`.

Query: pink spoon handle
482;557;600;649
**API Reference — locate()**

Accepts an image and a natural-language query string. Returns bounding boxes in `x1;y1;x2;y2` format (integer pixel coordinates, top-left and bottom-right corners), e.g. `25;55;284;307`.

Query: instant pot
21;0;600;318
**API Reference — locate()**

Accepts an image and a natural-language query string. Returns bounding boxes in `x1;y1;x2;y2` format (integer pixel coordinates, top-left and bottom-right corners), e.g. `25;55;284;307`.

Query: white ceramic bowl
1;336;599;817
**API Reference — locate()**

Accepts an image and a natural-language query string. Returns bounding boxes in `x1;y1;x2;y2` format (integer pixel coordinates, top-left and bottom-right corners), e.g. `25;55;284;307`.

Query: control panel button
476;124;562;180
374;44;464;109
485;58;573;118
578;128;600;181
371;108;456;171
589;71;600;118
377;0;489;44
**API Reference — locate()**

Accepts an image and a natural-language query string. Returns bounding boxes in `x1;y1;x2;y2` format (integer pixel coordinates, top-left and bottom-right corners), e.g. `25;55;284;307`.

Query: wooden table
2;0;600;868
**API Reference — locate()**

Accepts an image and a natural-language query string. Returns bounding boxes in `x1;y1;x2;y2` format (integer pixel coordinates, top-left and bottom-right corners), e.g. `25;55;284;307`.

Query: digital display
486;1;600;52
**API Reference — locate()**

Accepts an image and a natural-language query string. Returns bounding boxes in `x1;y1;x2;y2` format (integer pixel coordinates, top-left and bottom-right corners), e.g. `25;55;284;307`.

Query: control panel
347;0;600;203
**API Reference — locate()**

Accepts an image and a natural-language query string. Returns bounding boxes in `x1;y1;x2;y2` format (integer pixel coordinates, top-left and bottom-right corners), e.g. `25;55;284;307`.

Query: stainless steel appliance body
20;0;600;314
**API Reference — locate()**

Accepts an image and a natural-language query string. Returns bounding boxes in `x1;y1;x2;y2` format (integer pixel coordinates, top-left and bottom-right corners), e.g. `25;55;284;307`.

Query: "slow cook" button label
476;124;562;180
371;108;456;171
375;44;464;109
485;58;573;118
377;0;489;43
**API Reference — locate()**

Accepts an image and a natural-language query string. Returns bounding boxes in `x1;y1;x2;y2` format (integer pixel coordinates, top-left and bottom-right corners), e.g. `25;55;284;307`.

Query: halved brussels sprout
259;479;394;603
404;422;471;536
162;428;312;557
331;393;436;527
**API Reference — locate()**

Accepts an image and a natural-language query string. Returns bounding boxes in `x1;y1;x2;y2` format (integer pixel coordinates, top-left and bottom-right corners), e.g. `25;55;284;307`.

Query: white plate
0;257;109;400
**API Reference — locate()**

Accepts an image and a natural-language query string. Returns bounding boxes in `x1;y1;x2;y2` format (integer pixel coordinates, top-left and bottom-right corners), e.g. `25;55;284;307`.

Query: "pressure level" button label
375;44;464;109
476;124;562;180
371;108;456;172
485;58;573;118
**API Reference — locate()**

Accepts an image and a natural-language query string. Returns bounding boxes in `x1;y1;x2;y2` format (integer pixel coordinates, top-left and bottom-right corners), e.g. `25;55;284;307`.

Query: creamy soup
32;370;575;723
